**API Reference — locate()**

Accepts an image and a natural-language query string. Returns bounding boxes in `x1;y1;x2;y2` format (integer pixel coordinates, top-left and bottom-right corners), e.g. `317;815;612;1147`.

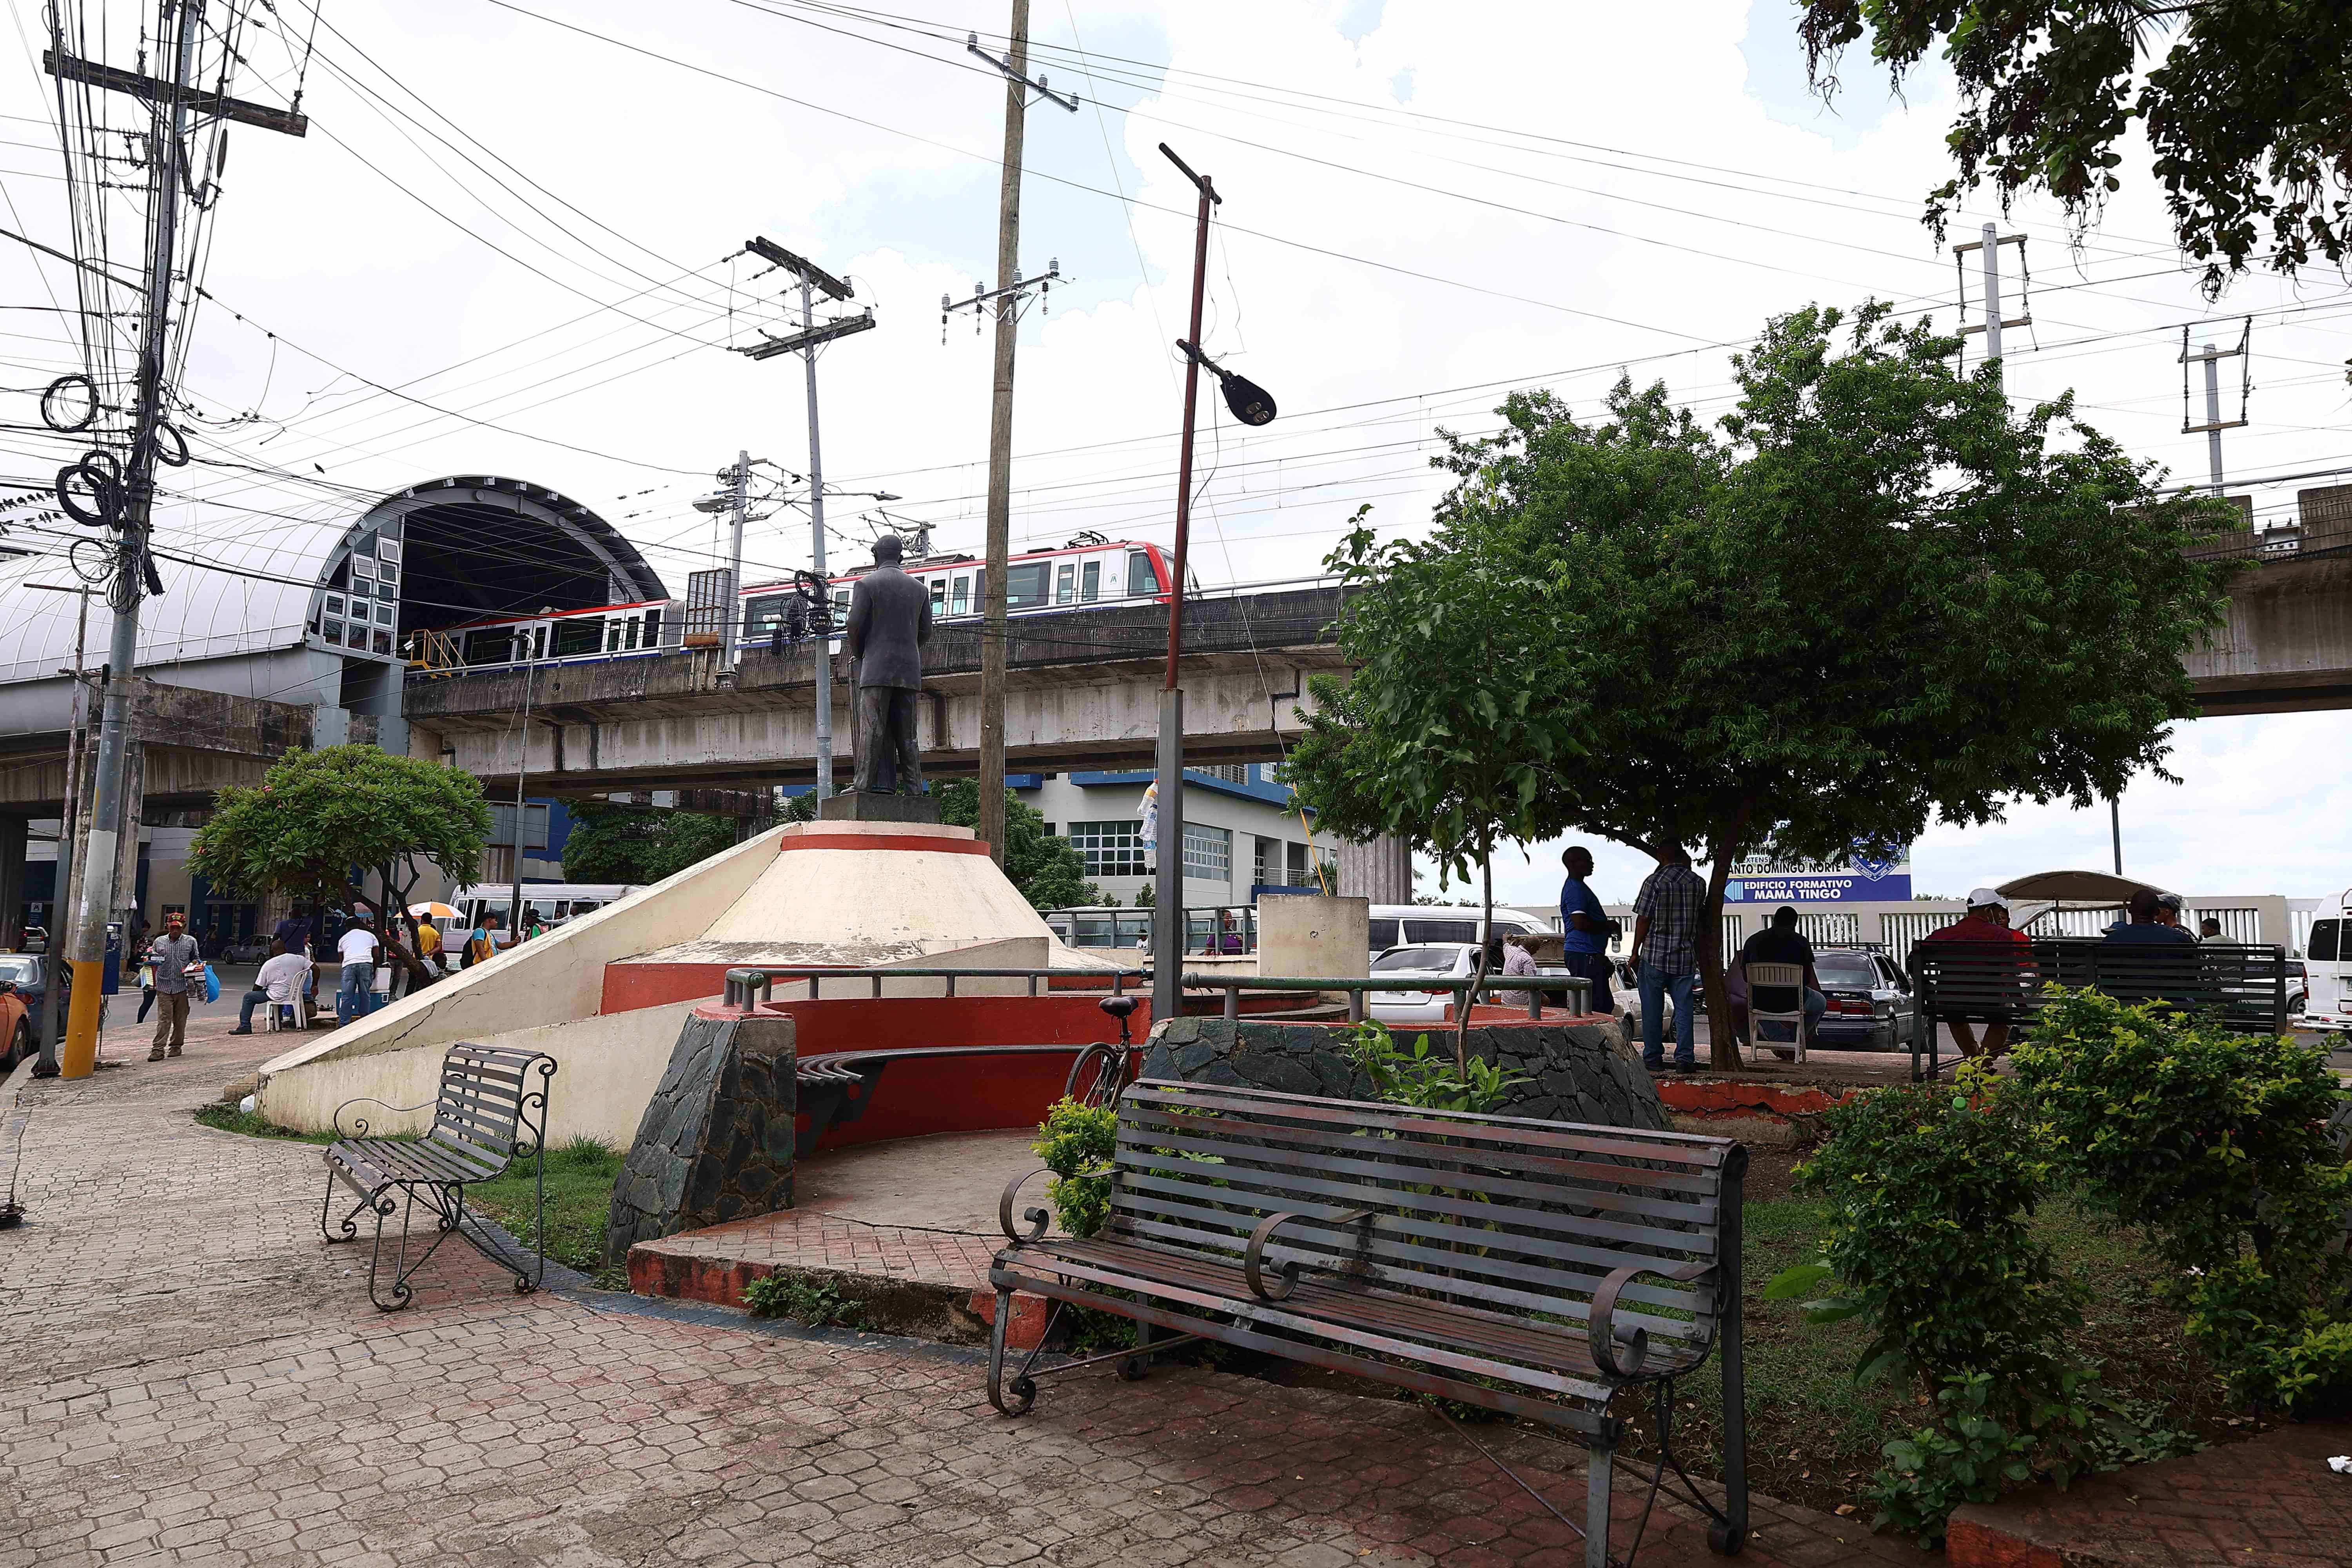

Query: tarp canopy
1994;869;2164;904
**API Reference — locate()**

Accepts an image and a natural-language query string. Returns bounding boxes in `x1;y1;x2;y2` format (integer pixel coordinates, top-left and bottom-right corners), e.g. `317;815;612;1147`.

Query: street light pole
1152;143;1219;1027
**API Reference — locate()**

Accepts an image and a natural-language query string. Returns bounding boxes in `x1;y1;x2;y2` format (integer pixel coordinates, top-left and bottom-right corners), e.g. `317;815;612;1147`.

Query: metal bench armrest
1588;1258;1713;1381
331;1095;434;1139
996;1163;1116;1243
1244;1208;1372;1301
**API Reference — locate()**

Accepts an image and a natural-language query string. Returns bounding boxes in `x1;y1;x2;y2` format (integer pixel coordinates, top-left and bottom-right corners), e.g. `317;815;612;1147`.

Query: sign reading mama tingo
1722;846;1911;905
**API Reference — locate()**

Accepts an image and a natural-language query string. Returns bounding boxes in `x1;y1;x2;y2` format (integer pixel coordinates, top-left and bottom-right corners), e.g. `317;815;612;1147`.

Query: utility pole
725;451;749;672
1955;223;2030;385
25;583;89;1072
49;0;306;1076
1152;144;1219;1027
2180;322;2250;497
737;238;875;802
965;4;1076;865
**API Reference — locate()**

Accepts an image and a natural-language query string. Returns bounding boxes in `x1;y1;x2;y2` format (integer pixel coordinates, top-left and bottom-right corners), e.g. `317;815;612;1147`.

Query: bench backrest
1110;1079;1742;1361
431;1043;554;1164
1913;938;2288;1035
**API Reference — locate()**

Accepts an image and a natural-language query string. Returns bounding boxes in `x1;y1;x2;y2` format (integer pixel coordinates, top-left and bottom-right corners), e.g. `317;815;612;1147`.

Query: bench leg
985;1286;1036;1416
1585;1434;1614;1568
320;1165;372;1245
1118;1319;1159;1381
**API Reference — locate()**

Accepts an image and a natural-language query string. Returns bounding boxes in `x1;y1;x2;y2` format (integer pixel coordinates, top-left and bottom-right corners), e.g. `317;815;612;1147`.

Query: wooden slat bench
318;1042;557;1311
1909;938;2289;1079
988;1080;1749;1568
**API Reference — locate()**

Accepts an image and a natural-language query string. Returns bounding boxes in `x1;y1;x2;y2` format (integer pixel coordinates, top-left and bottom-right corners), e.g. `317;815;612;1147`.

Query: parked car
19;926;44;954
1366;943;1483;1025
1807;947;1917;1051
1365;905;1551;958
0;955;37;1069
2287;960;2307;1016
219;936;270;964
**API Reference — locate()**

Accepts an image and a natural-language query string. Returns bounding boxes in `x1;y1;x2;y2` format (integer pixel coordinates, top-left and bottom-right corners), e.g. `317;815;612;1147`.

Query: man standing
1630;846;1706;1072
843;534;932;796
1557;846;1614;1016
415;916;445;974
145;909;200;1062
228;939;312;1034
335;919;380;1025
1916;889;2034;1059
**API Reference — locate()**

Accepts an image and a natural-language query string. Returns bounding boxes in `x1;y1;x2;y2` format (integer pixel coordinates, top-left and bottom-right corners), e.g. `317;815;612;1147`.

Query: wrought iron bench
1909;938;2289;1080
319;1042;556;1311
989;1080;1749;1568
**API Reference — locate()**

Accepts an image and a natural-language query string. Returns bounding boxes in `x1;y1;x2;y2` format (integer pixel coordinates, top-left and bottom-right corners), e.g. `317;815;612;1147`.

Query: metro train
408;538;1177;676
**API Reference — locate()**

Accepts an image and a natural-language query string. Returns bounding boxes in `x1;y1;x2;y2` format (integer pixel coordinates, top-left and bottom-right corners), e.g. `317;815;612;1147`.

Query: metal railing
1177;971;1593;1024
724;965;1134;1008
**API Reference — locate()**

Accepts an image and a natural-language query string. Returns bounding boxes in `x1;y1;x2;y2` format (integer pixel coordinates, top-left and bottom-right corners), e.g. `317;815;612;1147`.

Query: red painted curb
1944;1515;2064;1568
966;1287;1053;1351
775;833;991;855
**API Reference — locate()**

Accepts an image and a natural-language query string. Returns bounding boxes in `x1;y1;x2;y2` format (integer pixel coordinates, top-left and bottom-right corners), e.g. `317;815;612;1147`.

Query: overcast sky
4;1;2350;911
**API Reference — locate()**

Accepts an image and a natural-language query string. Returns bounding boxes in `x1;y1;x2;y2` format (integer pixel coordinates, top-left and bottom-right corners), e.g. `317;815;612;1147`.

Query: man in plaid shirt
1632;846;1707;1071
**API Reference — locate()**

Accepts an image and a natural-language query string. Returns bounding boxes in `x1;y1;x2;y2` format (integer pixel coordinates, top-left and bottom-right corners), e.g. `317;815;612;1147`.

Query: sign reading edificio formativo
1722;847;1911;905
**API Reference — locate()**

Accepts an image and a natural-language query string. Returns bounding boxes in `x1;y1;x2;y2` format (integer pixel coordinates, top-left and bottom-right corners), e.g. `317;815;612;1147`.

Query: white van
1366;904;1554;956
2300;890;2350;1029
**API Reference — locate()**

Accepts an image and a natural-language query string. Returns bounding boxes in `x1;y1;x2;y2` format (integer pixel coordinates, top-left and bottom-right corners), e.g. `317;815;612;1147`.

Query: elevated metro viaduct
406;586;1350;795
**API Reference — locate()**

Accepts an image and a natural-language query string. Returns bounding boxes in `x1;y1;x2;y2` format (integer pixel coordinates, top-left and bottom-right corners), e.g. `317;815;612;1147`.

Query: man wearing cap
146;910;201;1062
1916;889;2034;1060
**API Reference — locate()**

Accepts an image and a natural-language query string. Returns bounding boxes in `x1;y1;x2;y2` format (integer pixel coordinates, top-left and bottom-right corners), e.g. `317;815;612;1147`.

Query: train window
552;618;603;657
1007;562;1049;608
643;608;661;646
1056;563;1074;603
951;575;969;615
607;620;623;652
1080;560;1100;600
464;628;514;665
745;595;786;636
624;617;639;650
930;579;946;612
1127;550;1156;597
832;589;850;616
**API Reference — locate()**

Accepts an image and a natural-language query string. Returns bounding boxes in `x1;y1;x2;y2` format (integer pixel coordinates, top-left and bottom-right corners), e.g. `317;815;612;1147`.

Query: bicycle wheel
1062;1042;1128;1109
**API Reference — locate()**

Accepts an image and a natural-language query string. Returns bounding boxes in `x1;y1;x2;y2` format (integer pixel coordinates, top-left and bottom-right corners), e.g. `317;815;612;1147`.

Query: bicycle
1061;993;1142;1109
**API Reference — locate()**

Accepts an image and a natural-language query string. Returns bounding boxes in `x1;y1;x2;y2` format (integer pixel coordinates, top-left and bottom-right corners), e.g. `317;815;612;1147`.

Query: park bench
1908;938;2289;1079
319;1042;557;1312
988;1079;1749;1568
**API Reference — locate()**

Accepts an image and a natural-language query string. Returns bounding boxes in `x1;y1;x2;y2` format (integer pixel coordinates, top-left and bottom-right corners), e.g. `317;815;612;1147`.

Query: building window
1183;823;1231;884
1194;764;1247;785
1255;836;1280;886
1068;820;1145;879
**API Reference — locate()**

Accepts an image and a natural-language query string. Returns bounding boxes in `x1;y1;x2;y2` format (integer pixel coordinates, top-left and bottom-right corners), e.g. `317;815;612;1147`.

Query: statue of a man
842;534;931;794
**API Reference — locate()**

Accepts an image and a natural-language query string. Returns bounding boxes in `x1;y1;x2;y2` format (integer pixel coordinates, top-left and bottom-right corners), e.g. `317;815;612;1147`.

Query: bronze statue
842;533;931;795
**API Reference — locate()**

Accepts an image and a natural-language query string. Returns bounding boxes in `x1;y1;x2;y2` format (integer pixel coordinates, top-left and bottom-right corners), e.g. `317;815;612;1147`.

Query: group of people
1557;847;2226;1072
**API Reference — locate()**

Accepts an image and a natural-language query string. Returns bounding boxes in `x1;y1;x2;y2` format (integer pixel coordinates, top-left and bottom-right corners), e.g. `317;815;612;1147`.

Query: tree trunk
1701;806;1756;1072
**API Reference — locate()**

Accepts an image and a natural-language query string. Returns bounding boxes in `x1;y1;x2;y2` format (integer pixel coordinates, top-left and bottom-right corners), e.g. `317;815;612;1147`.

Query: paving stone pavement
0;1011;1932;1568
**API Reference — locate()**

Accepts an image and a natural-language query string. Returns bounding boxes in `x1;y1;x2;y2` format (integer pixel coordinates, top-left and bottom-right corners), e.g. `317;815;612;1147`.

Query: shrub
742;1272;862;1328
2010;988;2352;1408
1770;1068;2098;1543
1034;1096;1119;1238
1341;1019;1525;1113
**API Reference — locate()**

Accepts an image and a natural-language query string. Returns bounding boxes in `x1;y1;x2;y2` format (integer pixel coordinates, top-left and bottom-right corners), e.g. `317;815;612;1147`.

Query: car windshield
1815;956;1878;989
0;956;34;984
1372;946;1458;973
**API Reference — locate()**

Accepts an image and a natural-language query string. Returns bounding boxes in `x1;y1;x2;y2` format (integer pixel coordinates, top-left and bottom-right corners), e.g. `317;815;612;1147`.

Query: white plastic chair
1745;962;1809;1064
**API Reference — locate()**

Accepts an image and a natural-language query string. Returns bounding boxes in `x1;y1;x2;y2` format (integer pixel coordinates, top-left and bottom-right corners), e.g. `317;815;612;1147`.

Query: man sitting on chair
228;938;312;1034
1739;906;1825;1048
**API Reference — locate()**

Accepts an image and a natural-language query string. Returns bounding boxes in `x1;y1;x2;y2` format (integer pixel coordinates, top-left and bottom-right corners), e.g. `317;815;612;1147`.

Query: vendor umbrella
407;902;459;919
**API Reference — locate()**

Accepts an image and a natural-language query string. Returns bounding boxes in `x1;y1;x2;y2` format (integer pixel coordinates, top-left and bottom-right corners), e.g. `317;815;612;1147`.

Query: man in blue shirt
1558;846;1613;1015
2104;888;2196;945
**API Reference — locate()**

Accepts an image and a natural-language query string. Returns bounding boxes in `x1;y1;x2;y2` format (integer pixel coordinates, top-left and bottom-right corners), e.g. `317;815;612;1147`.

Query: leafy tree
1798;2;2352;294
187;745;492;955
1288;303;2236;1067
560;802;740;884
931;781;1100;912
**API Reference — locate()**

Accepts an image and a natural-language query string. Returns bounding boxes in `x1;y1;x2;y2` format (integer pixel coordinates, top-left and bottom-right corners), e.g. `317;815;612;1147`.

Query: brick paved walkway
0;1011;1934;1567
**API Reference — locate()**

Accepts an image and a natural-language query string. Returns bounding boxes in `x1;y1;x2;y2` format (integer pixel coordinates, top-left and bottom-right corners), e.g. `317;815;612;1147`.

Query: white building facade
1020;765;1331;911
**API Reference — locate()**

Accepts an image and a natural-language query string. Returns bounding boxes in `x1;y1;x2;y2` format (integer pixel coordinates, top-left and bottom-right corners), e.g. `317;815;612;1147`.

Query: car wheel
6;1019;27;1069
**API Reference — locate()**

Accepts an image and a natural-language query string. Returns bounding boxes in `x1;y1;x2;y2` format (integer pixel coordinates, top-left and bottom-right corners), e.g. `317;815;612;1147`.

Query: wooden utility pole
968;3;1074;864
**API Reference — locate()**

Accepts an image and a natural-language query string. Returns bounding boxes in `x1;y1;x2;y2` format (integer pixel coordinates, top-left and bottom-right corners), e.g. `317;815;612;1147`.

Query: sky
4;0;2351;910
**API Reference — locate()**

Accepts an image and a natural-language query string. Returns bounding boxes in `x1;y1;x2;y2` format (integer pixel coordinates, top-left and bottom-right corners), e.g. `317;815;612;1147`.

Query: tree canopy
559;803;739;885
1799;2;2352;294
931;781;1101;912
1286;303;2237;1066
187;745;492;947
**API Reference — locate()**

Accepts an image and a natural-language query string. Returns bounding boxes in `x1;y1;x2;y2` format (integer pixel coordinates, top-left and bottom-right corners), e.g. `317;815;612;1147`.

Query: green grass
194;1105;632;1291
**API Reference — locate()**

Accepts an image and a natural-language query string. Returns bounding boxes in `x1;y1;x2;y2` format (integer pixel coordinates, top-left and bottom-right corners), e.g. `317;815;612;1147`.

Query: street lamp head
1216;369;1276;426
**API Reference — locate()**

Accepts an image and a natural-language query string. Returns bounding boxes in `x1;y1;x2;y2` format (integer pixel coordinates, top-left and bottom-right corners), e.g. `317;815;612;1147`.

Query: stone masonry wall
1139;1015;1666;1132
606;1009;796;1263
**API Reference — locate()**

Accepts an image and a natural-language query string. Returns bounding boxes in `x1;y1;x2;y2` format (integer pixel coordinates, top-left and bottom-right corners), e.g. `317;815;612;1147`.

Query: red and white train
409;538;1177;675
